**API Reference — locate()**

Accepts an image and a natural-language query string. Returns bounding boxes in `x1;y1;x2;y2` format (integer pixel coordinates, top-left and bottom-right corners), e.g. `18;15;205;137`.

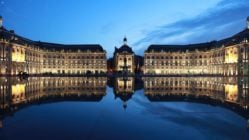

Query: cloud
100;22;116;34
132;97;245;139
133;0;249;54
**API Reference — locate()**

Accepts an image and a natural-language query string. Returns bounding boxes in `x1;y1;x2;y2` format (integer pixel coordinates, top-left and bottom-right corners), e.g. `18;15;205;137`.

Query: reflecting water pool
0;76;249;140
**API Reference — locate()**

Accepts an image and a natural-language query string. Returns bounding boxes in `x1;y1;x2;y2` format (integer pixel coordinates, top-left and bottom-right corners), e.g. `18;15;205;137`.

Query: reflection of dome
123;101;127;110
115;92;133;102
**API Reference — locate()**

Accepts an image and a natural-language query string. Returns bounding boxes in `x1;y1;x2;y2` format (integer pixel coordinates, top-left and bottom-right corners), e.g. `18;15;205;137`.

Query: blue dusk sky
0;0;249;57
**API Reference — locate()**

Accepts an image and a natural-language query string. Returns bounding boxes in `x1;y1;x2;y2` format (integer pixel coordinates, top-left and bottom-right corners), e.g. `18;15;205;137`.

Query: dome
114;37;134;54
247;16;249;21
117;44;133;53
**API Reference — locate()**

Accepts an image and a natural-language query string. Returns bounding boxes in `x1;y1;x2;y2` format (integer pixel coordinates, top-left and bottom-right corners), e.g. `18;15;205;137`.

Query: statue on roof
123;37;127;45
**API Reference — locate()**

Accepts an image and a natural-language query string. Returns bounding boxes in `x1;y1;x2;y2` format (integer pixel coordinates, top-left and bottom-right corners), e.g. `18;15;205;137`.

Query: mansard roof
219;28;249;46
0;27;35;46
36;42;104;52
147;42;217;52
114;37;134;54
0;27;105;52
146;28;249;53
115;44;134;53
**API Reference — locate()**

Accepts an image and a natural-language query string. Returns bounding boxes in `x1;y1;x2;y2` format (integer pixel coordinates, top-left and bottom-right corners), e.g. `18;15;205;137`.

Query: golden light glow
11;84;25;96
225;55;238;63
11;84;25;102
225;85;238;102
12;50;25;62
115;54;134;72
225;49;238;63
11;84;25;95
117;78;133;92
155;69;161;74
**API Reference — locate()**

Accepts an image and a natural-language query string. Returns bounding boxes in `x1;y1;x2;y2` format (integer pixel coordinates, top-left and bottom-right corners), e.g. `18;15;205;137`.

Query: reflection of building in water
0;77;10;109
143;77;249;118
0;77;107;111
225;84;238;102
114;77;134;109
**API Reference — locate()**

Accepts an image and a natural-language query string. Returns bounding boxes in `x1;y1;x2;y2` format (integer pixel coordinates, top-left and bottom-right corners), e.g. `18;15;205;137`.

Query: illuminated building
2;16;249;76
113;37;135;74
0;17;107;75
144;17;249;76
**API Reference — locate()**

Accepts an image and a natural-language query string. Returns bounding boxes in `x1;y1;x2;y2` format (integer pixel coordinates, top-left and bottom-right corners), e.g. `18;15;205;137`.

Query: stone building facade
113;38;135;74
144;18;249;76
0;17;107;75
